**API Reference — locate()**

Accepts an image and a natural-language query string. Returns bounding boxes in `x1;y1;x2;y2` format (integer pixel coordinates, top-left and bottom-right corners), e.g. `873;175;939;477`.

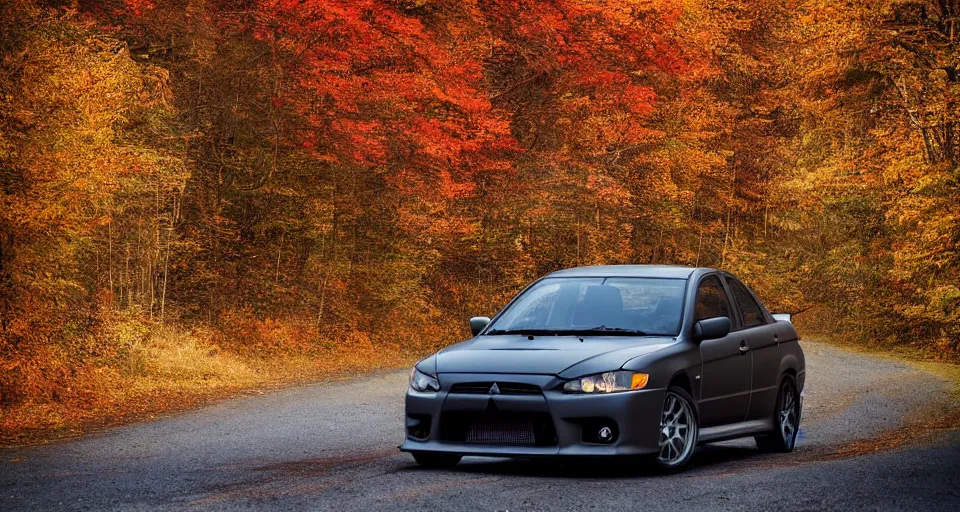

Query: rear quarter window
728;278;767;328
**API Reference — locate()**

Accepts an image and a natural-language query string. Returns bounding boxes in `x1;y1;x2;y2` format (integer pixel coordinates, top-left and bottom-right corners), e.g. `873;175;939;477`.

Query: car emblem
489;383;500;395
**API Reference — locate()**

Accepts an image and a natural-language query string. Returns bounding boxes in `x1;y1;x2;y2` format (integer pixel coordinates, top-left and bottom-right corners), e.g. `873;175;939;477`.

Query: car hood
434;335;675;377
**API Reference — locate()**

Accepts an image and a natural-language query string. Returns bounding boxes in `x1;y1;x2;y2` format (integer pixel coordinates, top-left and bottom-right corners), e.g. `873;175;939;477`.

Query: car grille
441;412;557;446
466;415;536;445
448;382;542;395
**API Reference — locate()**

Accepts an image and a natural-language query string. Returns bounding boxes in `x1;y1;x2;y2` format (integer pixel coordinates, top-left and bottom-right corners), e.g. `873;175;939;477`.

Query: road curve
2;340;958;511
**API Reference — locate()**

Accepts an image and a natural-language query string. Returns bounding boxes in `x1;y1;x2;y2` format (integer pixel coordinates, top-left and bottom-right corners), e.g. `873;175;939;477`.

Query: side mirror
694;316;731;341
469;316;491;336
772;313;792;323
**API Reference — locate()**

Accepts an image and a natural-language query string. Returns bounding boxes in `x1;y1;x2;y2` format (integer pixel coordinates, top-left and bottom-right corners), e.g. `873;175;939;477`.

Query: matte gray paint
431;335;675;376
693;316;731;339
698;419;774;443
403;265;804;460
469;316;491;336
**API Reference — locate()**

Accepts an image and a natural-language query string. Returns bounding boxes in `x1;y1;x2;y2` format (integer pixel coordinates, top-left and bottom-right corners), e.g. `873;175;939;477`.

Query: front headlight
409;367;440;392
562;371;648;393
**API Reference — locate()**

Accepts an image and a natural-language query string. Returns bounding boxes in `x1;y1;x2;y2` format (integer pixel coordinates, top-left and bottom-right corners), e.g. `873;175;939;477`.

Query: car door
723;275;782;422
696;275;752;427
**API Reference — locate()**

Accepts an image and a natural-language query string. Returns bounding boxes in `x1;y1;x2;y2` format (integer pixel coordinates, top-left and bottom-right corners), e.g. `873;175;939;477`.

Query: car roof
545;265;711;279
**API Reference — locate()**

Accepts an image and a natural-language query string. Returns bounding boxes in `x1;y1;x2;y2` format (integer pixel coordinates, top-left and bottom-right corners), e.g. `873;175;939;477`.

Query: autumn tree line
0;0;957;417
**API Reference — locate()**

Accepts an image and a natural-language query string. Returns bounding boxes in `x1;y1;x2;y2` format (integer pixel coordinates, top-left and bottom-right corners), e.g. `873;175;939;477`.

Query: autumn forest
1;0;958;441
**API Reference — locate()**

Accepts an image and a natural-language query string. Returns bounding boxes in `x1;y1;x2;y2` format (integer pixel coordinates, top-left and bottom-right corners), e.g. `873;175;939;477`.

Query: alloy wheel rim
779;382;798;448
657;392;696;466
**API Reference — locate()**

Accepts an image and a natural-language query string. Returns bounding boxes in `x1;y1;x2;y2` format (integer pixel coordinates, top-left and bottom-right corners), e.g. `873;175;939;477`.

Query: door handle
739;340;750;354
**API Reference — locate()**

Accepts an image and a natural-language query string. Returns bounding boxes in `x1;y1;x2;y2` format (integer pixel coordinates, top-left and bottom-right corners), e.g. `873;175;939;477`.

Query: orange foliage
1;0;958;441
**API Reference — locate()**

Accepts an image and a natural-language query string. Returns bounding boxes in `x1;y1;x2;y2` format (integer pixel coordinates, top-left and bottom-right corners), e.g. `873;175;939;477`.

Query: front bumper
399;373;666;458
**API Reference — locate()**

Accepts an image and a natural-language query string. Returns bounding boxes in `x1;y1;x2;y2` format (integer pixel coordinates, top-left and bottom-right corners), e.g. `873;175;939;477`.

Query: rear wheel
756;375;800;452
655;386;699;469
411;452;462;468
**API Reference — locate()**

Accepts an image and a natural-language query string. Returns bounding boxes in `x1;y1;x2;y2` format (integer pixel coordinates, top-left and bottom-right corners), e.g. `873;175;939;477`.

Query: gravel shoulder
2;340;958;511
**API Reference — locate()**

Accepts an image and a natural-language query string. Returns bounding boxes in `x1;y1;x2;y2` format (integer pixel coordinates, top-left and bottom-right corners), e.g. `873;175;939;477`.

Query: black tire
654;386;699;470
756;374;800;453
411;452;462;468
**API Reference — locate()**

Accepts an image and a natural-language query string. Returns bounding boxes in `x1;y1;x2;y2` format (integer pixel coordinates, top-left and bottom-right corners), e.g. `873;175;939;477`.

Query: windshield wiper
485;329;565;336
485;326;647;336
572;326;648;336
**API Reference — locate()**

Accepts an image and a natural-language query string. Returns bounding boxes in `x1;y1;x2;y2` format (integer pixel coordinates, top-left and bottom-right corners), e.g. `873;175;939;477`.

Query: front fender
415;353;438;376
620;341;702;398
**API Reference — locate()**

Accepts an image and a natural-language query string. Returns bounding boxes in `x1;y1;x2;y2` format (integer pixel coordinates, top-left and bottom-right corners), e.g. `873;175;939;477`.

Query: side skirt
698;419;774;444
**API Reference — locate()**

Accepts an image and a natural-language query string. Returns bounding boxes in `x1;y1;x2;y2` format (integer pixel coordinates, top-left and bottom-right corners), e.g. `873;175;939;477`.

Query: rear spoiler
772;313;792;323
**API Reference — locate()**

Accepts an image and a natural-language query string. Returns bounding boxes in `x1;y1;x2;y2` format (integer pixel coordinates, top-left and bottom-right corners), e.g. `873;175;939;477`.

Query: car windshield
486;277;686;336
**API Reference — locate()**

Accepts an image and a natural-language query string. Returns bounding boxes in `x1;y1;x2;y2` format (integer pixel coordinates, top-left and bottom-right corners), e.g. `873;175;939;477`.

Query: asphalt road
2;340;958;511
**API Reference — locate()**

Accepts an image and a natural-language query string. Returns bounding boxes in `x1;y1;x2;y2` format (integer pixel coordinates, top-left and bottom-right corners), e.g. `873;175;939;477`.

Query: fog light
406;415;431;439
597;426;613;442
580;418;619;443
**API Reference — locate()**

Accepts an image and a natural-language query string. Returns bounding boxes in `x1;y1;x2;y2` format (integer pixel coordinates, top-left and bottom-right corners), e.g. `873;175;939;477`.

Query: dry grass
0;321;415;447
15;322;952;450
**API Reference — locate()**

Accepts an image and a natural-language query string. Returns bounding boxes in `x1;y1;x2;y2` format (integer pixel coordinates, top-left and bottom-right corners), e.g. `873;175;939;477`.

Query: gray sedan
400;265;805;469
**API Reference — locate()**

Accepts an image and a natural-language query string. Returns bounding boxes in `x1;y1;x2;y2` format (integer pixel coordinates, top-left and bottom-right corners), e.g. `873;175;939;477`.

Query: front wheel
411;452;462;468
655;387;699;469
756;375;800;452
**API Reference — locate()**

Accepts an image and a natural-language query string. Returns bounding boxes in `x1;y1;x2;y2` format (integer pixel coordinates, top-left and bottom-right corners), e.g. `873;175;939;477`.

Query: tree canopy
1;0;957;415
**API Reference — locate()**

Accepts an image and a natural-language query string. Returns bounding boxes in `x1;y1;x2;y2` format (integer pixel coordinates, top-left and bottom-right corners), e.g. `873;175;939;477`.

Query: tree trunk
695;230;703;267
108;221;114;309
160;227;171;326
721;207;731;268
0;232;13;332
275;231;284;285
